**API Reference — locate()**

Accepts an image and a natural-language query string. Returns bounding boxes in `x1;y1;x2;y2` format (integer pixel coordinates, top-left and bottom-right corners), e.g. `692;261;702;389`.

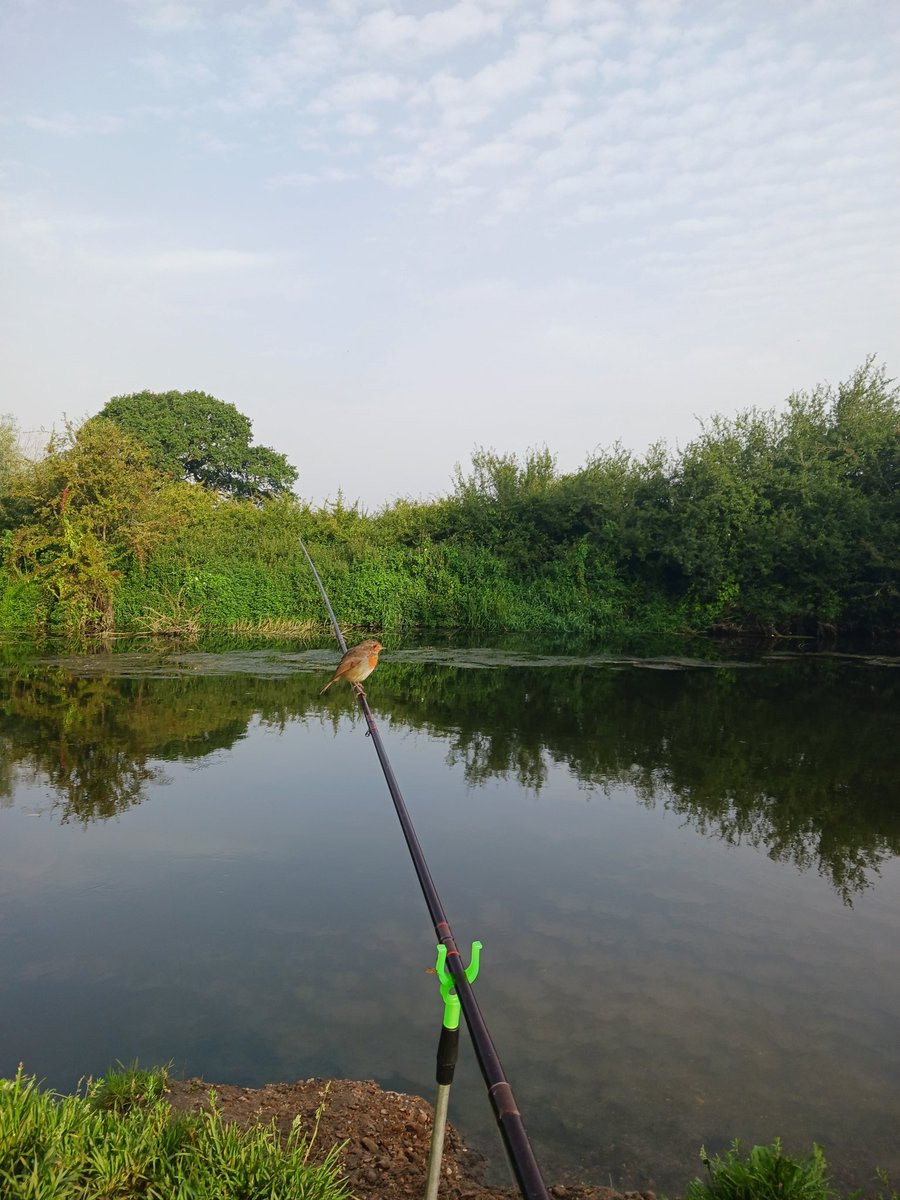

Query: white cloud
338;111;379;135
485;183;531;221
551;57;597;86
21;113;125;137
228;14;342;109
181;128;241;156
267;167;356;188
135;50;217;87
416;31;549;131
310;71;404;112
437;137;527;185
0;190;275;280
0;193;126;262
509;91;580;140
110;247;277;274
356;2;505;57
544;0;623;30
462;31;548;105
124;0;206;33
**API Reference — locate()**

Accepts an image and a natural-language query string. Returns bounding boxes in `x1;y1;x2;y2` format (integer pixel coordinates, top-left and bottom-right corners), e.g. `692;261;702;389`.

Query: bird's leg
353;682;367;696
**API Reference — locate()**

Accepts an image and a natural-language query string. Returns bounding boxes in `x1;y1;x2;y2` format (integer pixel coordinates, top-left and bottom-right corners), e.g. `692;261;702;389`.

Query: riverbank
166;1075;653;1200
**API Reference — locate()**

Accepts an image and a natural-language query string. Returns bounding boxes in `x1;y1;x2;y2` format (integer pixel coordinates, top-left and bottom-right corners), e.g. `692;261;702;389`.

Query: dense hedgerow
0;361;897;637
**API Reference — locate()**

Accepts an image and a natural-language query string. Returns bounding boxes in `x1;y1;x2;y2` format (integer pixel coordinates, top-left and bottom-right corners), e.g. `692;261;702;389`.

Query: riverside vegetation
0;360;897;640
0;1065;347;1200
1;1066;897;1200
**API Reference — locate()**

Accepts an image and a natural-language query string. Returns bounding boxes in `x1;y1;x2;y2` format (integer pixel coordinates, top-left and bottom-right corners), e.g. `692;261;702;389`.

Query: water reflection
2;649;897;901
2;643;900;1193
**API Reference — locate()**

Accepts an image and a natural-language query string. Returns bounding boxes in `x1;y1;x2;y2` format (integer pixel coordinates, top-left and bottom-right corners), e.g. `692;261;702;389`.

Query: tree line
0;360;897;638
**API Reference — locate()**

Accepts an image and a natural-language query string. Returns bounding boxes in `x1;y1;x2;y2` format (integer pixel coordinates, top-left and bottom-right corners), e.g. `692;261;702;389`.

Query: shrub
686;1138;835;1200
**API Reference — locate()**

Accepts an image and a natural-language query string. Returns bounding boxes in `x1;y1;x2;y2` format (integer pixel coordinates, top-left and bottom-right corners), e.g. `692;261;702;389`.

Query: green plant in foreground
0;1066;349;1200
848;1168;900;1200
88;1059;171;1112
686;1138;836;1200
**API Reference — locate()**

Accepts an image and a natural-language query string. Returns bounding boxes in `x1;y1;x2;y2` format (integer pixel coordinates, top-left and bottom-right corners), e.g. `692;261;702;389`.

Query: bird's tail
320;680;333;694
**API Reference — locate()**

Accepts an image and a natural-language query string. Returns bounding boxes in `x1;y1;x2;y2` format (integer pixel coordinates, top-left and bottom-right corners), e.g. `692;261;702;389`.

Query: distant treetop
99;390;298;501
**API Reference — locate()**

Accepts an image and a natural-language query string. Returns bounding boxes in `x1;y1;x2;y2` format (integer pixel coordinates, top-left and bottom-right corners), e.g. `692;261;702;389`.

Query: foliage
0;362;897;636
848;1169;900;1200
89;1061;171;1112
686;1138;835;1200
436;361;896;635
100;389;298;500
668;358;899;631
0;1066;349;1200
3;419;187;634
0;415;28;529
0;557;43;631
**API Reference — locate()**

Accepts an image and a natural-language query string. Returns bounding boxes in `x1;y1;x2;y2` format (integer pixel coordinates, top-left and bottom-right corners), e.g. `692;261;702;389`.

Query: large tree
99;390;298;501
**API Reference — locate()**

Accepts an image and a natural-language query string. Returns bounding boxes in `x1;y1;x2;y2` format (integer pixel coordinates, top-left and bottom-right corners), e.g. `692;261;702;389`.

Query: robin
320;639;384;696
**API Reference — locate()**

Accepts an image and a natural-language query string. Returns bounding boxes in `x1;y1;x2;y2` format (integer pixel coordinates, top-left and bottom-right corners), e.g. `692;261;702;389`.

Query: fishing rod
299;539;550;1200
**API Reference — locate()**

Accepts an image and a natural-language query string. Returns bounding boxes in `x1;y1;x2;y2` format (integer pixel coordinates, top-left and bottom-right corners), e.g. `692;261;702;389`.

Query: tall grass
0;1065;349;1200
112;536;680;637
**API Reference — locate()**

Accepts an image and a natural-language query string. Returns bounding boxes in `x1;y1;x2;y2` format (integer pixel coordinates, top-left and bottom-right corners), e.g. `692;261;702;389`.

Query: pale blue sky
2;0;898;508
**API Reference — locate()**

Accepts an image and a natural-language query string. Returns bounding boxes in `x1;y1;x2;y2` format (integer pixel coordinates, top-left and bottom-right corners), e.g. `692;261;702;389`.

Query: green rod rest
434;941;482;1031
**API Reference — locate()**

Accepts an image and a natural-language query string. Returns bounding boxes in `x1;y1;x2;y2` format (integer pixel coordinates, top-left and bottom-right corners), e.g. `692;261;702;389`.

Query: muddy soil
166;1076;656;1200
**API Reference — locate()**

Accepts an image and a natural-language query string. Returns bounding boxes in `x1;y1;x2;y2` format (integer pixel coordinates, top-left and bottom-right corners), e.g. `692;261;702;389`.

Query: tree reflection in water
1;647;897;901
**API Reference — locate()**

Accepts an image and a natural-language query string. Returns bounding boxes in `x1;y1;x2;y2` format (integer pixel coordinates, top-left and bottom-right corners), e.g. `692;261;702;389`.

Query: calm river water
1;636;898;1195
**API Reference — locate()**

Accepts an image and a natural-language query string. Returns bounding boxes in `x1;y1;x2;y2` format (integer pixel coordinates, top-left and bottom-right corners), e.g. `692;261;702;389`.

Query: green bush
686;1138;835;1200
2;361;898;637
0;567;44;630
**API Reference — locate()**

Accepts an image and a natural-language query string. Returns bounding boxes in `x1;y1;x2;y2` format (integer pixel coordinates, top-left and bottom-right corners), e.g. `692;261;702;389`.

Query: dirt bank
166;1076;656;1200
